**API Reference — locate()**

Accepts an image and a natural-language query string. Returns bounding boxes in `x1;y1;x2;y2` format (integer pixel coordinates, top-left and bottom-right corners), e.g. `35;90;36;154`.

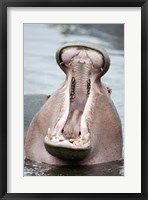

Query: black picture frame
0;0;147;199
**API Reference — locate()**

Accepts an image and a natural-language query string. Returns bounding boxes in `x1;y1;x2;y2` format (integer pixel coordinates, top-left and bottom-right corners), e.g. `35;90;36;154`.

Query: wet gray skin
25;42;122;165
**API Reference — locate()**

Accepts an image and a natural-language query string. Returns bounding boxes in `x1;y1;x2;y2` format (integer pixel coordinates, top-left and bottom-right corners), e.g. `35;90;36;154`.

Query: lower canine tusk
47;128;52;139
83;132;90;143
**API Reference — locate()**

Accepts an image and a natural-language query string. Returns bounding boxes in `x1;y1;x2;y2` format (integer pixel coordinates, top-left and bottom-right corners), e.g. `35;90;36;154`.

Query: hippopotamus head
25;42;122;165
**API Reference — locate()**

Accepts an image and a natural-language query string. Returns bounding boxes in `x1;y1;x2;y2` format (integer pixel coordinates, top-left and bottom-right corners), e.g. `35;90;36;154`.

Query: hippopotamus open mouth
25;41;122;165
44;42;111;160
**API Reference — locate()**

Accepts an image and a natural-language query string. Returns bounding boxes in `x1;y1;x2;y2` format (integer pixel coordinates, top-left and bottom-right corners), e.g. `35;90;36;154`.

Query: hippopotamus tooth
47;128;52;139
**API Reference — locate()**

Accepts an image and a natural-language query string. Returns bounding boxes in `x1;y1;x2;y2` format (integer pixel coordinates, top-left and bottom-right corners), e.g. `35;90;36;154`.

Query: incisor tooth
79;60;85;64
69;138;75;142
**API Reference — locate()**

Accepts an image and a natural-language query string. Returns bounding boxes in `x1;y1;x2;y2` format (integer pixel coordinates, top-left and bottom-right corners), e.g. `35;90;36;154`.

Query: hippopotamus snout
25;42;122;165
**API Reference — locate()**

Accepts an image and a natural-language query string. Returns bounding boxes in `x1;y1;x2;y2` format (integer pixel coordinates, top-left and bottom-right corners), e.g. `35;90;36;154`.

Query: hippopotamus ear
56;41;110;76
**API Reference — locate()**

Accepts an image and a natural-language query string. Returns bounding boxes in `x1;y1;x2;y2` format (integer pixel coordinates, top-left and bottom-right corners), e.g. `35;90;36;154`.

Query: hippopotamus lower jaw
44;45;110;161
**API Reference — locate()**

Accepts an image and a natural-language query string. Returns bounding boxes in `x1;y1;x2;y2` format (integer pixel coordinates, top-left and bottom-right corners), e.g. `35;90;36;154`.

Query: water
24;158;124;176
24;24;124;176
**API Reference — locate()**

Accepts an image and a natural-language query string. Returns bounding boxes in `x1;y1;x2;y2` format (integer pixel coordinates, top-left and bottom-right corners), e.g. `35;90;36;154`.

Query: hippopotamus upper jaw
44;44;111;161
56;41;110;76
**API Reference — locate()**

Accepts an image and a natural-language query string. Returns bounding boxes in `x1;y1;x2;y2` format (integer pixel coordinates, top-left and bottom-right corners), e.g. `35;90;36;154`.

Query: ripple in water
24;158;124;176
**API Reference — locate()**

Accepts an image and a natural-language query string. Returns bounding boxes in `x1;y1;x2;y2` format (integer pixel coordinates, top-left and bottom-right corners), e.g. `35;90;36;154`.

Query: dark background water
24;24;124;176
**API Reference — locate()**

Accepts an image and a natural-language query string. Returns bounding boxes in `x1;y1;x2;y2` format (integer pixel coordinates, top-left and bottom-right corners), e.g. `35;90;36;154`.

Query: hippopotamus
25;41;122;165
